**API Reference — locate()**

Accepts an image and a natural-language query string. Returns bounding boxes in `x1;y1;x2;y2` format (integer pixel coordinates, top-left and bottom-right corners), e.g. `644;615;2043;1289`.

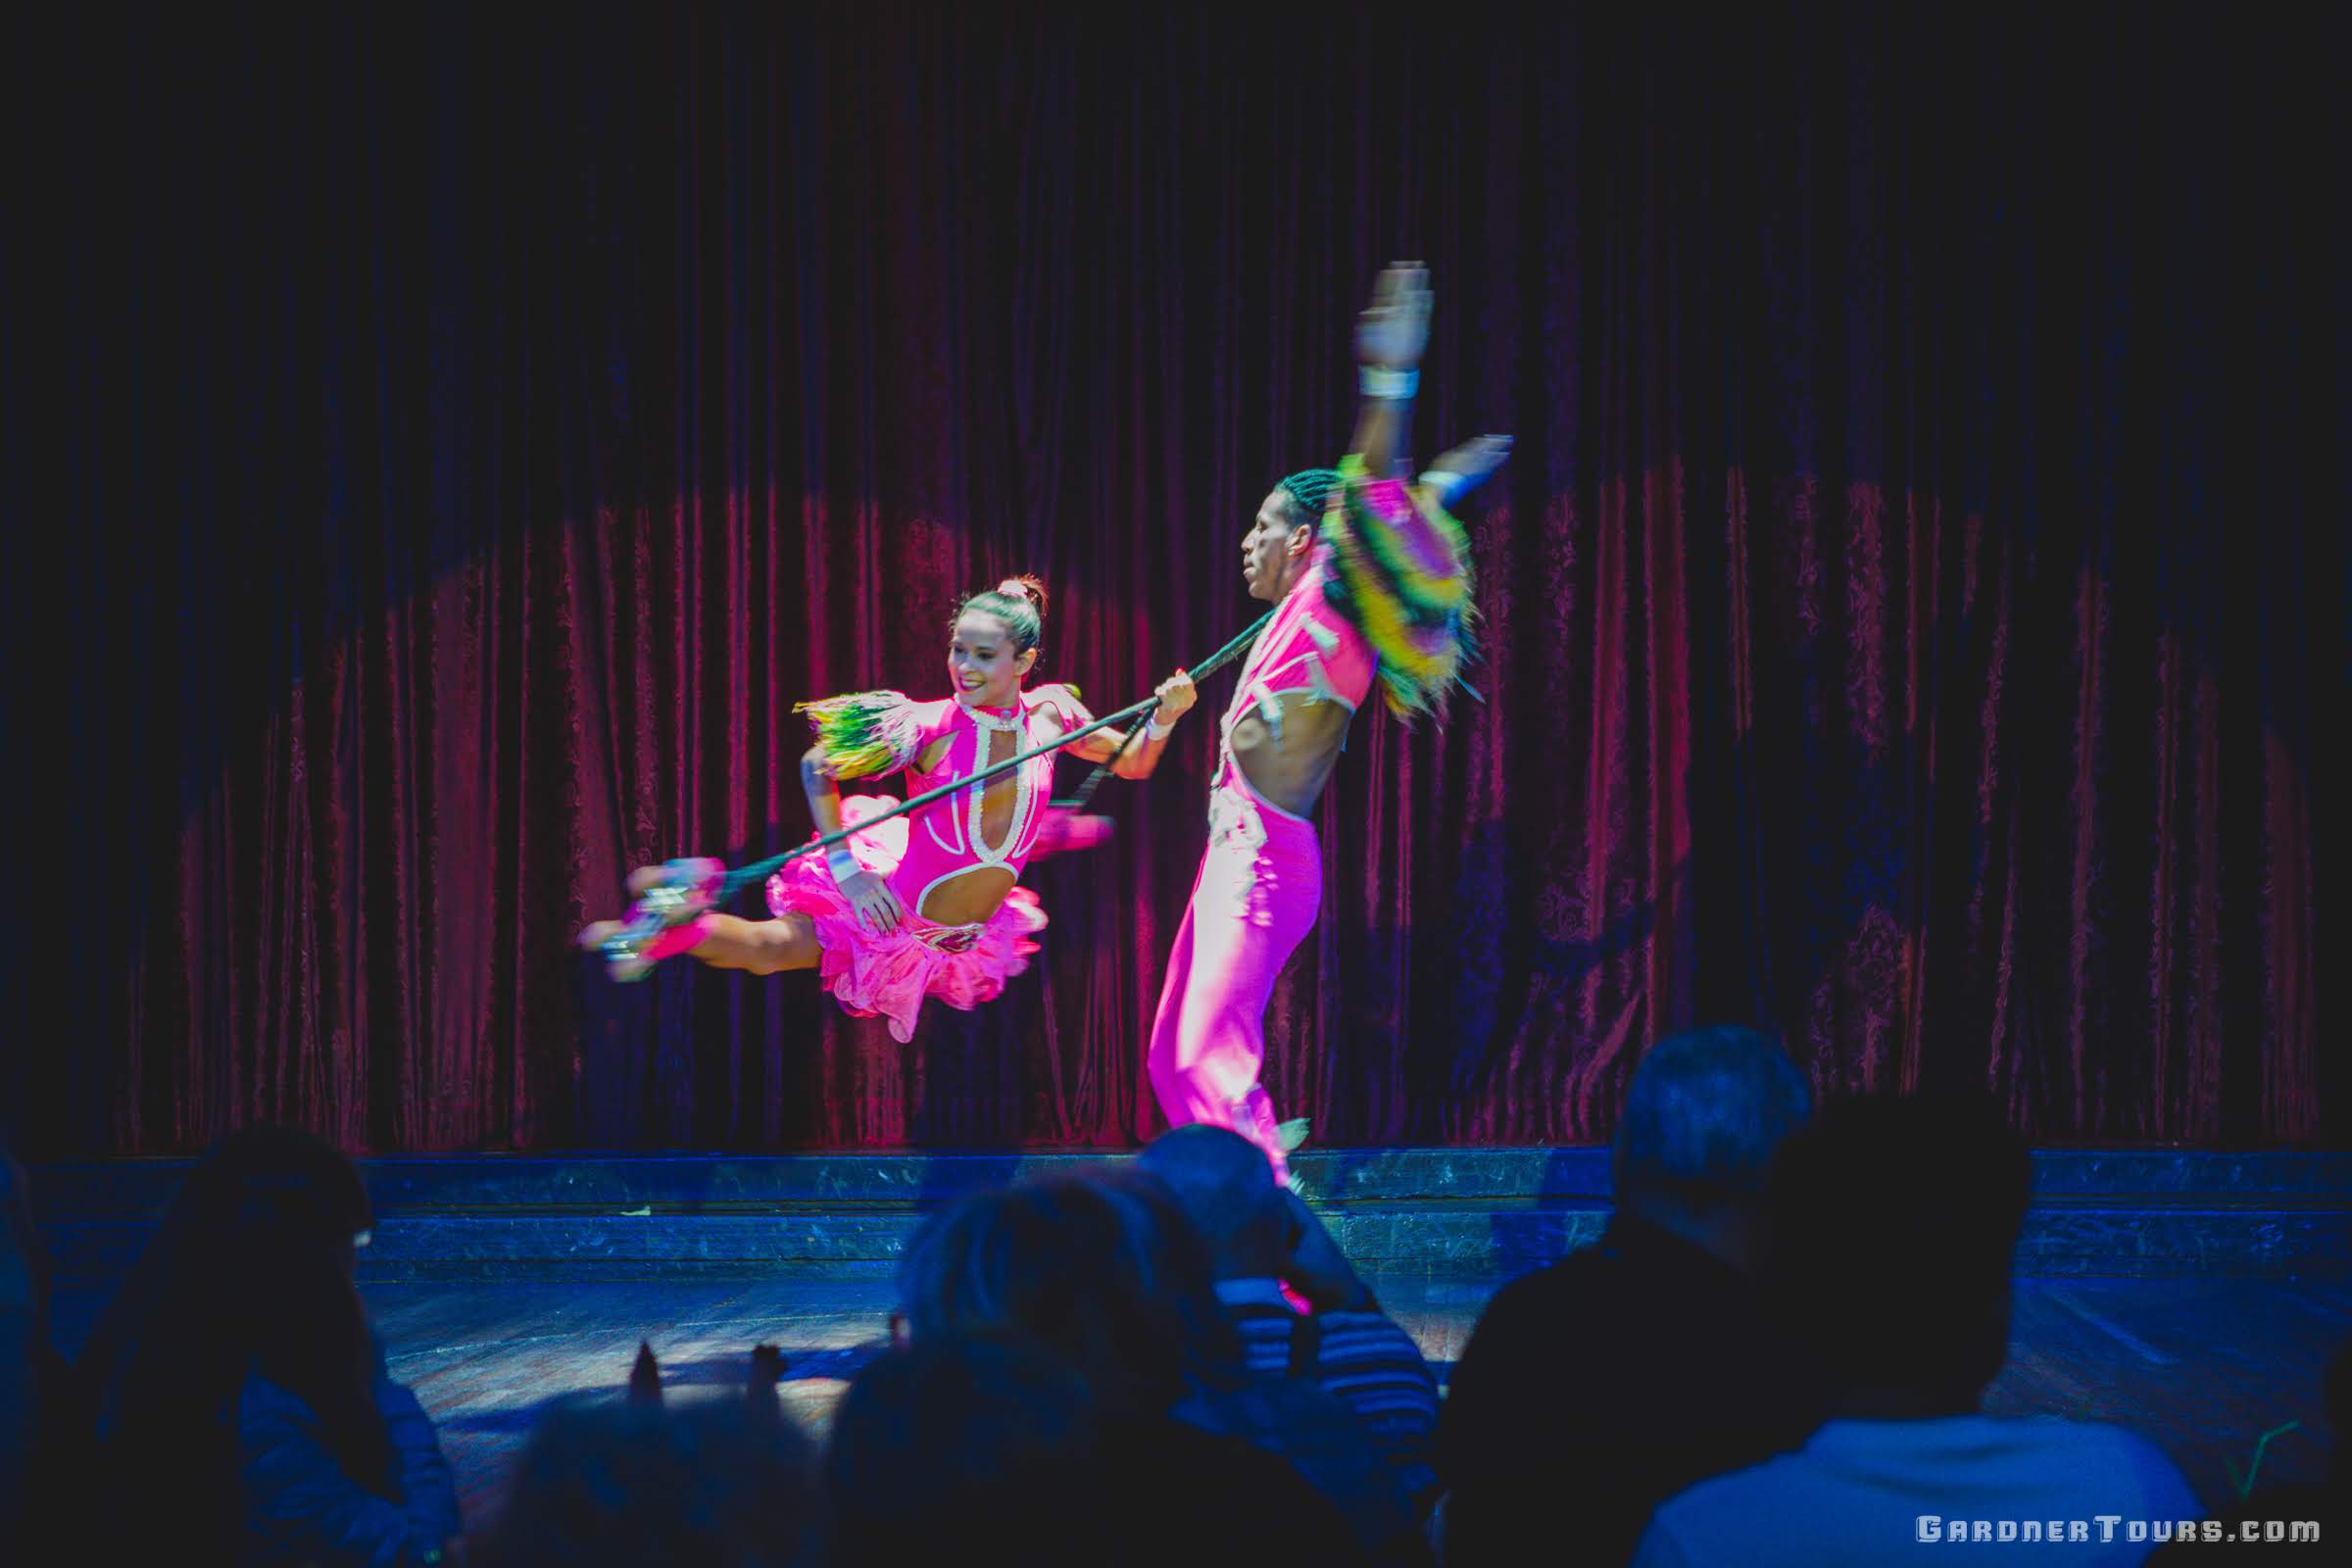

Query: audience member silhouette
895;1167;1419;1563
832;1327;1376;1566
73;1125;460;1565
826;1331;1099;1565
1440;1025;1823;1565
1631;1093;2198;1566
1139;1124;1442;1509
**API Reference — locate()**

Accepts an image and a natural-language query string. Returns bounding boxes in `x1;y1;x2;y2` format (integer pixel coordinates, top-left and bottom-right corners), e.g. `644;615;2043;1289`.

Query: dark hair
76;1125;391;1557
1764;1094;2033;1401
1277;468;1343;530
828;1331;1364;1568
894;1169;1242;1417
953;574;1048;656
826;1333;1102;1567
483;1346;816;1568
1613;1025;1814;1210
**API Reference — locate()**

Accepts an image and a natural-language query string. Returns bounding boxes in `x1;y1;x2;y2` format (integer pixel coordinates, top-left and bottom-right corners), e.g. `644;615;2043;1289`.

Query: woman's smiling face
948;610;1034;709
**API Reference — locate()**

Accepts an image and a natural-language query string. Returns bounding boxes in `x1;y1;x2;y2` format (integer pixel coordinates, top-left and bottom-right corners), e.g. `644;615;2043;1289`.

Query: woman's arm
1058;672;1198;776
800;745;906;934
790;690;942;934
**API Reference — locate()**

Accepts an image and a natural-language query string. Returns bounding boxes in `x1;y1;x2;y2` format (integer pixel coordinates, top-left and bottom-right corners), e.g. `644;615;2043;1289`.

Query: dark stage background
3;3;2341;1156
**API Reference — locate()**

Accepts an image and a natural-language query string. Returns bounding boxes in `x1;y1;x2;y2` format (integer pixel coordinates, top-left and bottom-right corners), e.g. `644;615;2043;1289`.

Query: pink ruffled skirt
765;795;1048;1043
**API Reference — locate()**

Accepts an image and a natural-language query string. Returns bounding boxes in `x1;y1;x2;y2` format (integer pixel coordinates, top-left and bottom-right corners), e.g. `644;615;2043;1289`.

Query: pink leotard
768;682;1098;1042
875;685;1092;914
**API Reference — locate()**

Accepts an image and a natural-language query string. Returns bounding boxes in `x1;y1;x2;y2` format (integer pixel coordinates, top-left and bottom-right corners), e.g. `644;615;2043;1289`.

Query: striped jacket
1214;1277;1442;1509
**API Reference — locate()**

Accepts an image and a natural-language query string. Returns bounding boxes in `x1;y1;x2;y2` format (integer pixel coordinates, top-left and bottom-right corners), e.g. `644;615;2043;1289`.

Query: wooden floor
48;1270;2350;1539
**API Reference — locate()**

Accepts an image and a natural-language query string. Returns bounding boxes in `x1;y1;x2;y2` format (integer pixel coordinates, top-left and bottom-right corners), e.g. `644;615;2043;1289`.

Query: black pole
717;608;1272;901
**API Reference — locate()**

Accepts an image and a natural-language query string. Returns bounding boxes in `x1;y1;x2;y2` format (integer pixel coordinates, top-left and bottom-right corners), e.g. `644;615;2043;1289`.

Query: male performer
1147;262;1509;1184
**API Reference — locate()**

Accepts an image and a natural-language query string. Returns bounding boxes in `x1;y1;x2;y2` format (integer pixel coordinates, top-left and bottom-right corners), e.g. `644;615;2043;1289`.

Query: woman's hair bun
996;575;1047;616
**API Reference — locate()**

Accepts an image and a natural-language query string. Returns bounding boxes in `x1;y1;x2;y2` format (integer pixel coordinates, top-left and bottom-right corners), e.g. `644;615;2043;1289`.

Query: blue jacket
235;1365;461;1567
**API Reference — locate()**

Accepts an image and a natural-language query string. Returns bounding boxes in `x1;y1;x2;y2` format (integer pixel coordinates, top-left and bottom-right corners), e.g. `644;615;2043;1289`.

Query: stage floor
51;1270;2350;1538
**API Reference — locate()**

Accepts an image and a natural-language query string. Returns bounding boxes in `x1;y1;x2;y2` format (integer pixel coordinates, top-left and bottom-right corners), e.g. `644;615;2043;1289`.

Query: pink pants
1147;779;1322;1183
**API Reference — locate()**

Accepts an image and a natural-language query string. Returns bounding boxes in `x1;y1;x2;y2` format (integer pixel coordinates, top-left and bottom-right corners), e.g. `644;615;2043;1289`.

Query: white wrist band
1359;366;1418;401
1145;715;1174;741
825;846;860;884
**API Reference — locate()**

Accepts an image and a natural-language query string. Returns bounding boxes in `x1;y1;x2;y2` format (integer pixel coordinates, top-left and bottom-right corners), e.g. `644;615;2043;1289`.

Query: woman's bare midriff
917;865;1018;926
1226;692;1353;818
